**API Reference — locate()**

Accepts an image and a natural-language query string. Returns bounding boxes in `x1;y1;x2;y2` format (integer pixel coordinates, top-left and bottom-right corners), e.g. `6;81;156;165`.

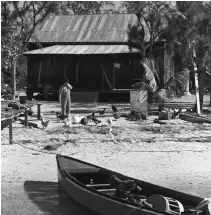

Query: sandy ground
1;97;211;214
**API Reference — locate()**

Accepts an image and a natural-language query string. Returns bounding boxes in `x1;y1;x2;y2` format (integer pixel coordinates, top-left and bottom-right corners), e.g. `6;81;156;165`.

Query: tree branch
95;2;103;14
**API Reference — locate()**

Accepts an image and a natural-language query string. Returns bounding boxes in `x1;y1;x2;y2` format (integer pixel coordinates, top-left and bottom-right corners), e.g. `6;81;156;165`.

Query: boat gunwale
56;154;204;214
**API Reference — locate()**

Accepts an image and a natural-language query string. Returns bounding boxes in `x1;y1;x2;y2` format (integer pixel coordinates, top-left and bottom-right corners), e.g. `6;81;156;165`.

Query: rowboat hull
58;171;151;215
56;154;204;215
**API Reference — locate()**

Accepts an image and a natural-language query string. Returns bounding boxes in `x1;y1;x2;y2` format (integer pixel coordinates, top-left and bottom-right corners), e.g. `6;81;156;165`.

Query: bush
1;84;12;95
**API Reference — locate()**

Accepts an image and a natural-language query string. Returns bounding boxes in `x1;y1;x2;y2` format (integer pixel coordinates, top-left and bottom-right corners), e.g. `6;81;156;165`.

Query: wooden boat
56;154;210;215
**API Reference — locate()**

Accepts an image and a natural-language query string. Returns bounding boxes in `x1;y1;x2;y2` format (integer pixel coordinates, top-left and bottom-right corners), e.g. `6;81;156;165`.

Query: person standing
59;79;73;118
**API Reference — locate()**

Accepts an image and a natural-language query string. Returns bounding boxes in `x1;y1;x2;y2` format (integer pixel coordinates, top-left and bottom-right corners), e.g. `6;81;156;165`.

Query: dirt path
1;101;211;214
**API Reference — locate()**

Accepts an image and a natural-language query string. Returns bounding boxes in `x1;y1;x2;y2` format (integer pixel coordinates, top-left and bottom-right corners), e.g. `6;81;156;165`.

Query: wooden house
24;14;174;102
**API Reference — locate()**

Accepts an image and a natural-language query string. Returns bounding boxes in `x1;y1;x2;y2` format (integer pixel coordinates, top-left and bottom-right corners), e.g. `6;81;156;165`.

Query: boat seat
67;168;100;174
97;188;117;194
86;184;111;188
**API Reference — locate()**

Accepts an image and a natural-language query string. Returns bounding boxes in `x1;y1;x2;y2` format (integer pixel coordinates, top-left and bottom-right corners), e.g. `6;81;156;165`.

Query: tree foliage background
126;1;211;106
1;1;210;105
1;1;116;92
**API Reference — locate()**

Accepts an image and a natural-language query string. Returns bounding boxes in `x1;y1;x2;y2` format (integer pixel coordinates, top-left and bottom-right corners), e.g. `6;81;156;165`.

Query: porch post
37;61;42;87
113;66;115;87
75;60;80;84
102;65;104;90
64;63;67;79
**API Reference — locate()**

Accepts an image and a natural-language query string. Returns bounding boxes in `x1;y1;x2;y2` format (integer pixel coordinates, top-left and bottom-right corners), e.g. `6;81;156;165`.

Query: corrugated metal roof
24;45;140;55
31;14;150;43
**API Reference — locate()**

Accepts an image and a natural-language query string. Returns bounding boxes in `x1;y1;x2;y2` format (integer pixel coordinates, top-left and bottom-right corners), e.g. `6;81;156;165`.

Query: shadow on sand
24;181;97;215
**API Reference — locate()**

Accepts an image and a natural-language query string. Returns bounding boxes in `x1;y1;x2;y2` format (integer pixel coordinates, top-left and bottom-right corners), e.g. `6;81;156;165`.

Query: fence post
25;110;28;127
37;102;42;120
9;118;13;145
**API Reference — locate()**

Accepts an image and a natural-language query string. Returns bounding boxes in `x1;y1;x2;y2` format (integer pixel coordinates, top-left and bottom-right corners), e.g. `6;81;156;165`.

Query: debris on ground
18;119;38;128
158;111;173;120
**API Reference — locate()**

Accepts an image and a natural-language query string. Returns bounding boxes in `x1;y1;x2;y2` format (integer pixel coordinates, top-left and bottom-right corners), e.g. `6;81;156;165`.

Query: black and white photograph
1;1;211;214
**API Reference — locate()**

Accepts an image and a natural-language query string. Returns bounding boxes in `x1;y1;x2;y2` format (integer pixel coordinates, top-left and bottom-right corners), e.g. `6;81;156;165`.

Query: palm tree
127;2;211;110
127;2;187;103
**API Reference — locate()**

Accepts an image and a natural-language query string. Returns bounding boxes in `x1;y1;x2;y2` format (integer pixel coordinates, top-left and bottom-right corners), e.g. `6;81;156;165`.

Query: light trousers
61;94;71;116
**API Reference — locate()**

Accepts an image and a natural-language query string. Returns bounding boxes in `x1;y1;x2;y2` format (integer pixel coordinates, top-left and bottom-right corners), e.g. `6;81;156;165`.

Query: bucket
19;96;27;103
6;94;14;100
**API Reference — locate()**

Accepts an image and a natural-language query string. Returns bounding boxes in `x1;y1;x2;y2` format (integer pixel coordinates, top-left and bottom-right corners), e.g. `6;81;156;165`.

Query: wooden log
179;112;211;124
9;118;13;145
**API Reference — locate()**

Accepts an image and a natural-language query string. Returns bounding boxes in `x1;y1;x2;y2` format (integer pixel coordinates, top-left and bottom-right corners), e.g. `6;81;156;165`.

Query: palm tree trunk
12;58;16;101
210;90;211;107
199;67;206;111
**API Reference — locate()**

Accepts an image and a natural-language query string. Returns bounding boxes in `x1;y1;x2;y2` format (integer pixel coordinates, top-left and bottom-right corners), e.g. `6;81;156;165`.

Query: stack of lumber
179;112;211;124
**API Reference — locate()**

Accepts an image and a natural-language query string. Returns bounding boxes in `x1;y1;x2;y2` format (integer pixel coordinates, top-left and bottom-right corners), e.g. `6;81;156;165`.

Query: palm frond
154;71;188;102
141;57;160;92
131;81;154;92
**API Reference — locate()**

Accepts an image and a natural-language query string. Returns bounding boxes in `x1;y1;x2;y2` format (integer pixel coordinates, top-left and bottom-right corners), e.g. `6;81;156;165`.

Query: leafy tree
54;1;115;15
121;1;172;15
1;1;116;93
120;1;148;14
160;1;211;109
1;1;58;91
